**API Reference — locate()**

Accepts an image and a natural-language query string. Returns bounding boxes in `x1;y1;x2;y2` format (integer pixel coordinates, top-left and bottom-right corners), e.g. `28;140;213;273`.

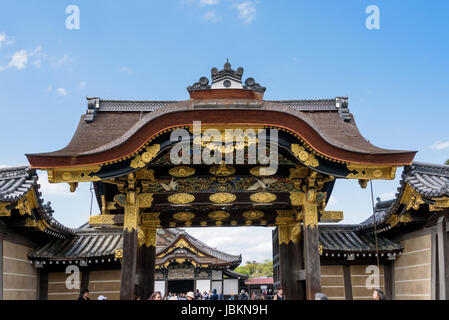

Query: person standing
238;290;249;300
186;291;195;300
273;287;285;300
78;288;90;301
373;289;385;300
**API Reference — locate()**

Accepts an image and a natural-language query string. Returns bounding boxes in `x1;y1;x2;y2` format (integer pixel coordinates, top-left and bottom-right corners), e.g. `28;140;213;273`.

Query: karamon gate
26;62;416;300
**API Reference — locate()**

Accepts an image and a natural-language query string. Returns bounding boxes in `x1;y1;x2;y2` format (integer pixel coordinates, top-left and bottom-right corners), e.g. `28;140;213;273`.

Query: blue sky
0;1;448;262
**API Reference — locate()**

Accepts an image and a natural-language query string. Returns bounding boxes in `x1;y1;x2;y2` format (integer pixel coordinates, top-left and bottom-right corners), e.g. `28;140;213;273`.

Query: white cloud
0;32;14;47
7;49;28;70
431;140;449;150
233;1;257;24
6;46;43;70
200;0;220;5
119;66;133;74
56;88;68;96
203;9;221;22
37;171;74;196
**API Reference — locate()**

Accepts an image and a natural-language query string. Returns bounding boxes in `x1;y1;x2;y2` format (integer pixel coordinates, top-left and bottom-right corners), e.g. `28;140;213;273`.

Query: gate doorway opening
167;280;194;294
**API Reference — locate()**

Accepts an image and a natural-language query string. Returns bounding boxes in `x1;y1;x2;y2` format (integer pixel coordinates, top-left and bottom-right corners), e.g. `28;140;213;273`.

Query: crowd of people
145;288;270;300
77;287;386;301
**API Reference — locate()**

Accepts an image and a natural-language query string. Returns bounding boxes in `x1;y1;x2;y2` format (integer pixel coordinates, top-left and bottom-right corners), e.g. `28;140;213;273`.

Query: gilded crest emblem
209;193;236;204
250;192;276;203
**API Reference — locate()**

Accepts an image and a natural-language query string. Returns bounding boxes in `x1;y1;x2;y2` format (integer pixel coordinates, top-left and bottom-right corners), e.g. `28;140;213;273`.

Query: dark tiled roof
29;226;241;265
405;162;449;198
157;228;242;264
319;224;403;254
0;166;73;237
98;100;179;112
28;98;415;161
0;166;37;202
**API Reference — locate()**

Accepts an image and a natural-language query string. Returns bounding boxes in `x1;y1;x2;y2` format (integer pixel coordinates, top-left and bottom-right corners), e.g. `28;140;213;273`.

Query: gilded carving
289;166;309;180
209;193;236;204
24;217;37;227
209;163;235;176
115;249;123;259
137;228;146;247
0;202;12;217
135;168;156;181
346;163;396;180
168;193;195;205
290;192;305;206
89;214;116;225
173;211;195;222
169;166;195;178
141;212;161;228
250;192;276;203
208;211;230;221
47;165;102;183
138;193;154;208
290;223;301;244
242;210;264;220
320;211;344;222
291;144;319;167
429;196;449;211
130;144;160;169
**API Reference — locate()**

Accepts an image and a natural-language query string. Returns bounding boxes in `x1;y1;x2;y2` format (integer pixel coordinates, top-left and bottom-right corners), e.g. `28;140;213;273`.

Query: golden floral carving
209;163;235;176
209;193;236;204
169;166;195;178
242;210;264;220
208;211;230;221
291;144;319;167
168;193;195;204
173;211;195;222
115;249;123;259
250;192;276;203
130;144;160;169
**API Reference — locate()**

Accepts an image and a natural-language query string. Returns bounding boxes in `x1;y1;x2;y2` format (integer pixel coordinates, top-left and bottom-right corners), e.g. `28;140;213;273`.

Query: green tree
235;259;273;278
446;159;449;165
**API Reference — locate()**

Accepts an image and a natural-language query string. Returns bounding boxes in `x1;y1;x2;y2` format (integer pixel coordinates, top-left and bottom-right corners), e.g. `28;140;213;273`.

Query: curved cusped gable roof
26;98;416;168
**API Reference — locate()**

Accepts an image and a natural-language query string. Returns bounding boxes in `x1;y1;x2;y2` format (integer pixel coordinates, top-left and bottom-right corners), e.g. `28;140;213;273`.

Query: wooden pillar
81;269;90;292
343;265;352;300
437;216;449;299
276;211;305;300
136;227;156;299
303;190;321;300
120;191;140;300
37;269;48;300
384;262;393;300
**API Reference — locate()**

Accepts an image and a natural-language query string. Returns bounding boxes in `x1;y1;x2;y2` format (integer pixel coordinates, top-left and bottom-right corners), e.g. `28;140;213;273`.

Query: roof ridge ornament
187;60;266;95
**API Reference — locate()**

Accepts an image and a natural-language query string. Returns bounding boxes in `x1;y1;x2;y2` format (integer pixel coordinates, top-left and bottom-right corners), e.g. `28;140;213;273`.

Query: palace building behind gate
0;61;448;300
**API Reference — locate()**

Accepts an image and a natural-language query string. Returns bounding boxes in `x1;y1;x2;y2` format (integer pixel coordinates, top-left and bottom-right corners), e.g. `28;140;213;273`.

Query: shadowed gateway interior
167;280;195;294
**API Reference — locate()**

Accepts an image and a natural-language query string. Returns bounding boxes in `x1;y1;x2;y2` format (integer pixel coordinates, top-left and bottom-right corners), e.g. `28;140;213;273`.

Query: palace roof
28;225;242;268
319;224;403;258
26;61;416;168
0;165;73;239
356;162;449;235
0;166;37;201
